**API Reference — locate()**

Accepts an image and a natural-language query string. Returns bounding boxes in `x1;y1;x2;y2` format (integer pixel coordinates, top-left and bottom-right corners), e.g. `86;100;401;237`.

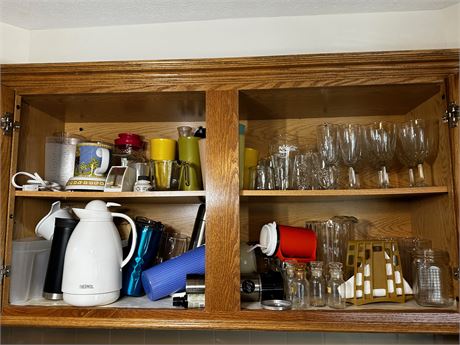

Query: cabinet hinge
0;265;11;282
1;112;20;135
443;102;459;128
454;266;459;280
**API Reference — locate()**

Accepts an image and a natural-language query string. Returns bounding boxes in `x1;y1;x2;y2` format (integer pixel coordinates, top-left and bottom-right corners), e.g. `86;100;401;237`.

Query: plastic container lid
115;133;143;149
259;222;278;256
239;124;246;135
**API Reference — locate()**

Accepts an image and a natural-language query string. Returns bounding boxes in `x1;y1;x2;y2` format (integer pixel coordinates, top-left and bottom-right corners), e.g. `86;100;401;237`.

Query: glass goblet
363;121;396;188
397;119;428;187
338;124;362;189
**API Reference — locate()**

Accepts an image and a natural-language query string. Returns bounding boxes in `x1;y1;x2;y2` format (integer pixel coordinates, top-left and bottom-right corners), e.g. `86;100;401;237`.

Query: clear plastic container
9;239;52;304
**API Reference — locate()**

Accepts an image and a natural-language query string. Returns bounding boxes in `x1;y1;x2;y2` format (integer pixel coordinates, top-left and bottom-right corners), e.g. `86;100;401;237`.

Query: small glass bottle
292;263;309;309
133;176;153;192
412;249;454;307
309;261;326;307
327;262;346;309
282;261;296;302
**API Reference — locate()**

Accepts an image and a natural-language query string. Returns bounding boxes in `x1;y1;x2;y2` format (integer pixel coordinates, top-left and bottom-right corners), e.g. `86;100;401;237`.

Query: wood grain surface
0;49;459;332
205;90;240;312
1;305;458;333
0;86;14;308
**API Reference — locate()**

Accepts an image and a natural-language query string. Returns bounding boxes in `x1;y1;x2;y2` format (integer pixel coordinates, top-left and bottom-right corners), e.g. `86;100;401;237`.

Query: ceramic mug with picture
75;142;112;177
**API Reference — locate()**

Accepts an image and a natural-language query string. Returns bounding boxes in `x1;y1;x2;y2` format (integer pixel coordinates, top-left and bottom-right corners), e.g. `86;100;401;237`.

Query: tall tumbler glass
269;134;298;190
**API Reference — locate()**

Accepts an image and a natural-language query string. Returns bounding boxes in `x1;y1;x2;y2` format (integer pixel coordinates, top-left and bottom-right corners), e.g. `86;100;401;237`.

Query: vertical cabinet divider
204;90;241;312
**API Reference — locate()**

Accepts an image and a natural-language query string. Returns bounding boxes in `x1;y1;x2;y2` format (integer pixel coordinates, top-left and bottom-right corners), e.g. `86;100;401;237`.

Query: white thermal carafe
62;200;137;307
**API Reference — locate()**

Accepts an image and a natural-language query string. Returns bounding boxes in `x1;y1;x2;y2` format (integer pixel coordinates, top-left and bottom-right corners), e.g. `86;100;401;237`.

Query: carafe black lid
54;217;79;228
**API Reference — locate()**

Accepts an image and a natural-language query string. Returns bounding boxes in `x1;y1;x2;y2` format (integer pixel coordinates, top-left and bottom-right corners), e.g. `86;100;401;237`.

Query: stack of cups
150;138;180;190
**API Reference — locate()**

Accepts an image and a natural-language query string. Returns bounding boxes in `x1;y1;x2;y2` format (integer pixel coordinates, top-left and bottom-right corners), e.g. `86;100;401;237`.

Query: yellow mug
150;138;176;161
243;147;259;189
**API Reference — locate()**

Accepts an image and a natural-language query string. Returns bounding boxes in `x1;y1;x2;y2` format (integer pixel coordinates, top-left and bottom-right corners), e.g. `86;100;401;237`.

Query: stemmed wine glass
397;119;428;187
316;123;339;189
338;124;362;189
363;121;396;188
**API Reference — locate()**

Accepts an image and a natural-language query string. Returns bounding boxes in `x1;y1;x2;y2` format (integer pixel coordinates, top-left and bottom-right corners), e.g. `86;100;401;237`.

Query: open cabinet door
445;74;460;274
0;86;16;307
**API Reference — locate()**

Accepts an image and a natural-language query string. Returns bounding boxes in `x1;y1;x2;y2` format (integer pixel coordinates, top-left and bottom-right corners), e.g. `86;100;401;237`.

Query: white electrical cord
11;172;62;192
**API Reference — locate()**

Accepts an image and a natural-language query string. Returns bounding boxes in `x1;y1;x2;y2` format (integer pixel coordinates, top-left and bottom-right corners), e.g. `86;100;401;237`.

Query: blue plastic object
141;245;205;301
122;217;164;297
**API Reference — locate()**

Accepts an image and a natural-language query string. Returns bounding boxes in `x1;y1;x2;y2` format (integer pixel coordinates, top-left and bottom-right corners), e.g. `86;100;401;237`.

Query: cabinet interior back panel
22;92;206;122
240;199;413;243
239;84;440;120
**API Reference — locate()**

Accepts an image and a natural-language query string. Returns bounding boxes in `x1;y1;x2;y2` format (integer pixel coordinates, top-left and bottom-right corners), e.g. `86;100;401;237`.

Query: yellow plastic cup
150;138;177;161
243;147;259;189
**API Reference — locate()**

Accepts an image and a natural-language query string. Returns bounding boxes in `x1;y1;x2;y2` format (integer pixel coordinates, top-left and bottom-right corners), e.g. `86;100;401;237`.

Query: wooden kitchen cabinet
0;50;459;333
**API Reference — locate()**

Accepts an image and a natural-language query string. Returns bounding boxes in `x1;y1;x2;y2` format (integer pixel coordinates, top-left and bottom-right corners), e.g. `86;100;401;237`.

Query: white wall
1;4;459;64
0;22;30;63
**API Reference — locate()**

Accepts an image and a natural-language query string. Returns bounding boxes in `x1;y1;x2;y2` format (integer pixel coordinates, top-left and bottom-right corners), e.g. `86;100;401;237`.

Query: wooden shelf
2;301;458;333
14;190;206;203
240;186;449;200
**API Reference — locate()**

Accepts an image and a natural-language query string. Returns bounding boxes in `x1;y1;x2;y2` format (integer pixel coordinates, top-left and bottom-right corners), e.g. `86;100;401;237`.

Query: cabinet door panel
445;74;460;272
0;86;15;307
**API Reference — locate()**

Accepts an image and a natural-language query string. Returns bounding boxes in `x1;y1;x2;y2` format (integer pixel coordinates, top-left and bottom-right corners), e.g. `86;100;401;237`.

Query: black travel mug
189;203;206;250
43;217;79;300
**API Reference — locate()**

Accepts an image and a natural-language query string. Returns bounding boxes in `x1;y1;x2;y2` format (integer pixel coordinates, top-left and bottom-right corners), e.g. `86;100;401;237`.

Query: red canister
259;222;316;263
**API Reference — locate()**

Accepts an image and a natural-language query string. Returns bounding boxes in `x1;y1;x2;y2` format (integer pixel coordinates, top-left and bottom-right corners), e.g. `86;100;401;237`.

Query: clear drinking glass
363;121;396;188
292;153;312;190
249;159;275;190
310;152;339;190
316;123;339;166
269;133;299;190
397;119;428;187
327;262;346;309
338;124;362;189
156;232;190;263
309;261;326;307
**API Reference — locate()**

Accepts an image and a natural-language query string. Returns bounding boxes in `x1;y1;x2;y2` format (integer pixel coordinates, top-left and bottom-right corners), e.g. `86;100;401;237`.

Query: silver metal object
443;101;459;128
0;265;11;283
186;274;205;294
261;299;292;311
1;112;20;135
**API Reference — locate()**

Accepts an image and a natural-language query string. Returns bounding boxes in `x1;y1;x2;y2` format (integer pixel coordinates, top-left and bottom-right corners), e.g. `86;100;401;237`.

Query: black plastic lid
194;126;206;138
173;296;187;307
135;216;156;227
138;175;149;181
54;217;79;229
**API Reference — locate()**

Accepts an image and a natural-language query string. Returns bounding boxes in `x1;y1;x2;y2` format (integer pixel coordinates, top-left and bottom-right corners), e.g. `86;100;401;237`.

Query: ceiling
1;0;459;30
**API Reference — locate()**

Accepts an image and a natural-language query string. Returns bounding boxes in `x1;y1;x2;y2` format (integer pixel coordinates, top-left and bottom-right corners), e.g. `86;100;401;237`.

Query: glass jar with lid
412;249;454;307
